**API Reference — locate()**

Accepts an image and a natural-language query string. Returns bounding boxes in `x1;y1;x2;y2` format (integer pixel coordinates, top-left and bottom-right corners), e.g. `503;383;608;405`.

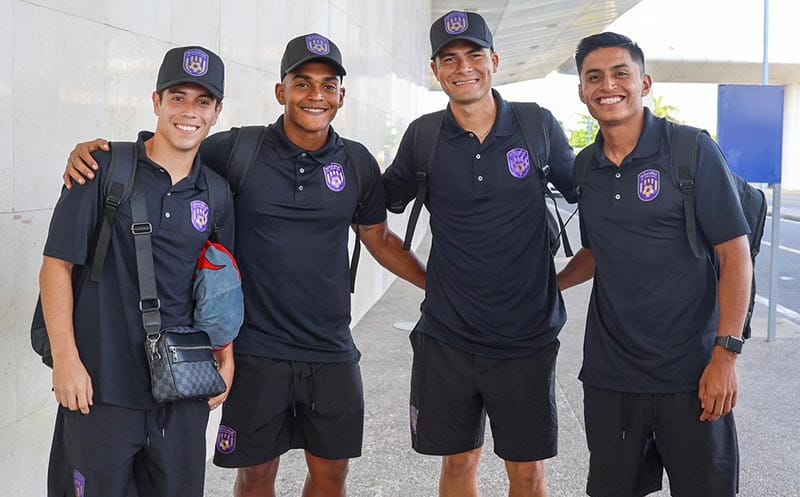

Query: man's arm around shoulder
40;256;94;414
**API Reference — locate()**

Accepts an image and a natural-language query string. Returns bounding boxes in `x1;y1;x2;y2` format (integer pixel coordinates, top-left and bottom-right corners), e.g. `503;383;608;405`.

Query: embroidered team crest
306;34;330;56
216;425;237;454
637;169;660;202
444;11;469;34
324;163;346;192
190;200;209;232
73;470;86;497
507;148;531;179
183;48;209;77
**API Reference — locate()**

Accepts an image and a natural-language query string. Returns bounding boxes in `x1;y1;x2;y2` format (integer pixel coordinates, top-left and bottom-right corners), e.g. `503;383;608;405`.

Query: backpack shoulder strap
510;102;573;257
225;125;269;195
403;110;445;250
89;141;137;282
202;166;232;235
670;124;708;259
573;143;595;198
340;138;367;293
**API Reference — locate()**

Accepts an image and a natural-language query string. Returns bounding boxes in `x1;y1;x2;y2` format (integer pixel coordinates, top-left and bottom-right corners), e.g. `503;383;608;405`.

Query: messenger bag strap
130;185;162;337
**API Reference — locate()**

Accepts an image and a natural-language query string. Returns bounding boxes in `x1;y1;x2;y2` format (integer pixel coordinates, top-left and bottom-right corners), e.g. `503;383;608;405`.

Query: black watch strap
715;335;744;354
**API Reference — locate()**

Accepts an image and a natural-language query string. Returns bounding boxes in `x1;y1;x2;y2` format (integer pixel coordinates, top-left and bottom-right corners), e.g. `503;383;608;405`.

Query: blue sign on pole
718;84;783;183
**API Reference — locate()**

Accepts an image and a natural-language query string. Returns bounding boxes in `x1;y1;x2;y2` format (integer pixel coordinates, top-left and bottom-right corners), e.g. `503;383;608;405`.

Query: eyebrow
438;47;486;59
291;74;340;83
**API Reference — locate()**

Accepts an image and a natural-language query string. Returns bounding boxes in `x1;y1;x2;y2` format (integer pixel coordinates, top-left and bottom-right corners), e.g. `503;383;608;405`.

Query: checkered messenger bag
129;177;226;403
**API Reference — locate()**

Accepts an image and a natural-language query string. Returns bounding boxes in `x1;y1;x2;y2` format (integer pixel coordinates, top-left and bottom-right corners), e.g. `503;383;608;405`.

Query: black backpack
31;143;229;367
222;125;368;292
573;124;767;339
398;102;573;257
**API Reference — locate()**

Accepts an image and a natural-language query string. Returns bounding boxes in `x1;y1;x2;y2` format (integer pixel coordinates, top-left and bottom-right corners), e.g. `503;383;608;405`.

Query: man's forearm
358;223;426;290
39;256;80;364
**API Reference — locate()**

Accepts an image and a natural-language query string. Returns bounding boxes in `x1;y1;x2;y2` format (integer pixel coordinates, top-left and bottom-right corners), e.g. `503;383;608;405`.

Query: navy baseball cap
430;11;493;59
156;46;225;101
280;33;346;80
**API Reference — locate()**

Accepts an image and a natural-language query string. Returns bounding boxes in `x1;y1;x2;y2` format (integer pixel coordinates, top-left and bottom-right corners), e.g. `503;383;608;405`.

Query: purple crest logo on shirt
410;405;419;436
190;200;209;232
444;11;469;34
183;48;209;77
216;425;237;454
73;470;86;497
507;148;531;179
637;169;660;202
306;34;330;55
324;163;346;192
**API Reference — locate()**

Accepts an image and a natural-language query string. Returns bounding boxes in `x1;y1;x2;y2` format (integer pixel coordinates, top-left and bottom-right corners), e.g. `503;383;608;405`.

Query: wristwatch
714;335;744;354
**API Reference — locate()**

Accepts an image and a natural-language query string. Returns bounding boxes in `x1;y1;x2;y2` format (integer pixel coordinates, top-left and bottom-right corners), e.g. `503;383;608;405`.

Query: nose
455;56;473;73
308;85;324;100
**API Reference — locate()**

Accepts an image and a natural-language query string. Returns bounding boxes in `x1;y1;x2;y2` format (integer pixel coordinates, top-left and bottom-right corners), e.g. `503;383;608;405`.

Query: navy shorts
213;354;364;467
409;331;559;462
47;401;210;497
583;385;739;497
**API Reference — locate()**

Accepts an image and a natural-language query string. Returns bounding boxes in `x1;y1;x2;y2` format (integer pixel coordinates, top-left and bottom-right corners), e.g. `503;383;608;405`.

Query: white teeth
176;124;198;131
454;80;478;86
599;96;623;105
302;108;325;113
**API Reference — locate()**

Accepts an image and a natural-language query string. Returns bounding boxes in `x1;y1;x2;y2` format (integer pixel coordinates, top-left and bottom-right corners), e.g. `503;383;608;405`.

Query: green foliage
651;95;682;123
568;114;598;149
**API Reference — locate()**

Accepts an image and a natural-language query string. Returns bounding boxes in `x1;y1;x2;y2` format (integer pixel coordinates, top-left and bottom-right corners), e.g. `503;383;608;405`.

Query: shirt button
298;185;304;191
475;154;481;159
165;212;171;218
614;194;621;200
477;175;484;182
615;172;621;179
469;133;475;138
299;168;305;174
166;192;172;196
301;152;307;158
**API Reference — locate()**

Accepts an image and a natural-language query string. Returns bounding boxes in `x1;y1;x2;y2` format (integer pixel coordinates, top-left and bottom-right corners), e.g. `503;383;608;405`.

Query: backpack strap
403;111;445;250
89;142;137;283
670;125;707;259
225;125;269;195
510;102;574;257
203;166;231;236
573;143;595;199
340;139;366;293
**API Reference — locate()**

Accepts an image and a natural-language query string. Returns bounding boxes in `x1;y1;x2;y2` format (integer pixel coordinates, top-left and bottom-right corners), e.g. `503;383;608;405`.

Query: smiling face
152;84;221;152
431;40;499;107
275;61;345;150
578;46;651;128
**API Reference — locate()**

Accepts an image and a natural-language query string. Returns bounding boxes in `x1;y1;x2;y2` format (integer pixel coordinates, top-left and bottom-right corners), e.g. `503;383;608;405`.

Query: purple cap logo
507;148;531;179
324;163;346;192
306;34;330;55
444;11;469;34
73;470;86;497
191;200;209;232
216;425;237;454
637;169;660;202
183;48;209;77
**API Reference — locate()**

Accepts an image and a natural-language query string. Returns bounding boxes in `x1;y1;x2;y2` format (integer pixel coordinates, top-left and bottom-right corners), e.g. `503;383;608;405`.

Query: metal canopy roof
429;0;641;87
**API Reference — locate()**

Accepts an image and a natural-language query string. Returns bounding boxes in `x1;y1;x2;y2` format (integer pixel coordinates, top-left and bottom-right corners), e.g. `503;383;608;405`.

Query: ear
152;91;161;115
211;102;223;126
578;84;586;104
275;82;286;105
337;86;345;109
430;60;441;82
491;51;500;74
642;74;652;97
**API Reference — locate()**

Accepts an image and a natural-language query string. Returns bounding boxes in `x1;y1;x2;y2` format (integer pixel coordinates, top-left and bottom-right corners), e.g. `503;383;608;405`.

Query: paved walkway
205;233;800;496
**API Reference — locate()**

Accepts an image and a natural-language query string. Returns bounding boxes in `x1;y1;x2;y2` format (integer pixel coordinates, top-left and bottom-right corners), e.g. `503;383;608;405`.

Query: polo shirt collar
272;114;343;164
135;131;206;190
591;108;661;168
441;88;516;140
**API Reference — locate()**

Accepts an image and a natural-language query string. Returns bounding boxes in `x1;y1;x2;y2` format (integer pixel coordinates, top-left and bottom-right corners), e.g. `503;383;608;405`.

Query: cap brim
431;37;492;59
282;56;347;80
156;78;224;100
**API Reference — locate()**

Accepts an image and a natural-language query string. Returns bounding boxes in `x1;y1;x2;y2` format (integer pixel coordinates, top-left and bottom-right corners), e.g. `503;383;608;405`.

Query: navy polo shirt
578;109;749;393
200;116;386;363
43;132;235;409
383;90;576;358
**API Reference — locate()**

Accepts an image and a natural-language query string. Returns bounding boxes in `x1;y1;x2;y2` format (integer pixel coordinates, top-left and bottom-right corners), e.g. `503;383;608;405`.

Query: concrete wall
1;1;431;494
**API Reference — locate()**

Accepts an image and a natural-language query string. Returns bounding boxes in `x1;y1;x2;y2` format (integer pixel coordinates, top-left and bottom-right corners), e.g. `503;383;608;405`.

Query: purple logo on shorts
216;425;237;454
444;11;469;34
324;163;346;192
73;470;86;497
409;405;419;436
507;148;531;178
190;200;209;232
637;169;660;202
183;48;209;77
306;34;330;56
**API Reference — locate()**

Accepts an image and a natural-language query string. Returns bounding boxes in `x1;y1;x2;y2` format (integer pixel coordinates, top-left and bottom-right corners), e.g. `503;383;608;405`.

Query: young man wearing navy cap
558;32;750;497
383;10;577;497
40;46;233;497
64;33;426;497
